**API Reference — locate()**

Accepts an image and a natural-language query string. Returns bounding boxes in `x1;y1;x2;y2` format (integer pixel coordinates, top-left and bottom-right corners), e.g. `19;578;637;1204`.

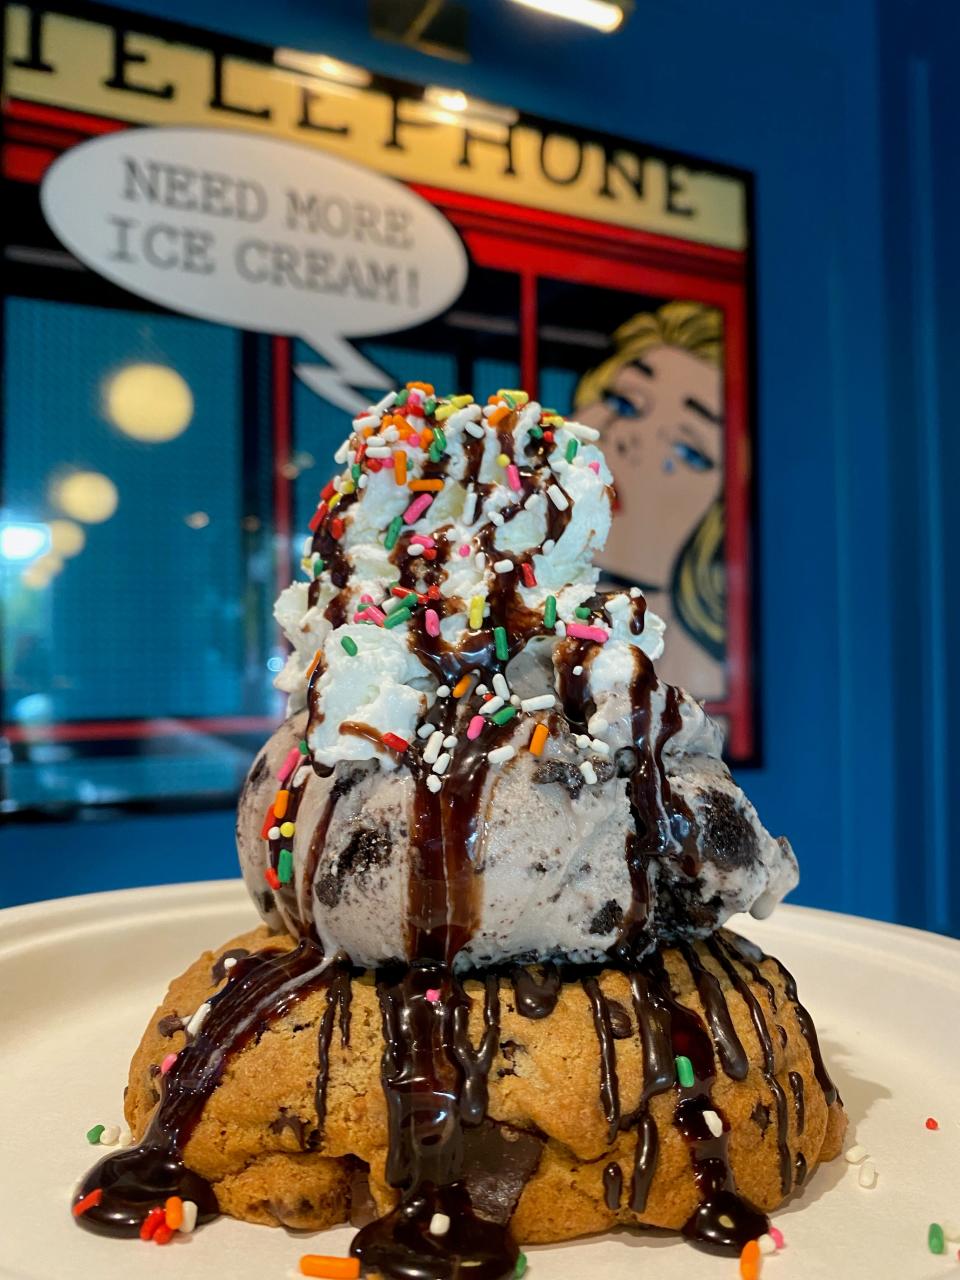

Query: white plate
1;882;957;1279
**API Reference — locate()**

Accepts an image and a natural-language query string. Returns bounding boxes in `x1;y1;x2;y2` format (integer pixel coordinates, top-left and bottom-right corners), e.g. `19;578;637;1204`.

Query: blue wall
5;0;958;935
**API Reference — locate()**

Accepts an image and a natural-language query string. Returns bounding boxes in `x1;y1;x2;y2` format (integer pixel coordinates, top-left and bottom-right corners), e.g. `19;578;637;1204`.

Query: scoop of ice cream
240;385;797;967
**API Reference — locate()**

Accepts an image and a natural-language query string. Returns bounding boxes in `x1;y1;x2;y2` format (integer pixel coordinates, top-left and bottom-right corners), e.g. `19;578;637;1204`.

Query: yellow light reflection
104;363;194;442
51;471;119;524
47;518;86;557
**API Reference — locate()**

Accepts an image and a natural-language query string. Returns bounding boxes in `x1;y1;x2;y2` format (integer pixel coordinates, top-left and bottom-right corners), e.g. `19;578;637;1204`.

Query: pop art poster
1;1;757;816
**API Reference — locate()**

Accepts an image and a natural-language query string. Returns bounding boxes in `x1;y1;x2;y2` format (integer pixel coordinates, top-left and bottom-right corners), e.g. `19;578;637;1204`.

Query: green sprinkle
384;606;413;629
86;1125;105;1145
434;426;447;450
494;626;509;661
565;438;578;462
395;388;410;406
675;1055;695;1089
514;1253;528;1278
424;396;437;415
428;441;444;463
529;425;543;439
341;636;358;656
501;391;517;408
298;739;309;754
543;595;557;629
492;705;517;726
277;849;294;884
384;515;402;550
351;462;361;480
575;605;591;619
929;1223;945;1255
312;557;325;577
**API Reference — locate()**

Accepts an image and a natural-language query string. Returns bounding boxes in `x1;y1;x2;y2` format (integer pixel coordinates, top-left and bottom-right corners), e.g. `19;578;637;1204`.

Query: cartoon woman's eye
603;392;641;419
672;441;715;472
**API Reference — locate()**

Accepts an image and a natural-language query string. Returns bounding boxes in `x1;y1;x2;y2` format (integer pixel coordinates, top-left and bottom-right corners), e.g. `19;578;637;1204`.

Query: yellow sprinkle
496;452;510;467
279;821;295;838
543;414;564;426
340;480;355;495
529;723;549;756
468;595;485;629
453;674;473;698
498;389;529;405
328;492;342;511
435;403;455;421
450;394;473;407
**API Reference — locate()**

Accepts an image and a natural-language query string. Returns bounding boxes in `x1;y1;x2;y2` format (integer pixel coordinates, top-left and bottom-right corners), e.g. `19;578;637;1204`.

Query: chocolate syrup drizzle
75;397;834;1274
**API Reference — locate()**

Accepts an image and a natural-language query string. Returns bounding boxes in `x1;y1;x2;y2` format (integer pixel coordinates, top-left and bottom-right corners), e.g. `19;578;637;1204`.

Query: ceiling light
0;522;49;561
51;471;119;524
274;49;372;88
509;0;628;33
48;519;86;557
104;363;193;442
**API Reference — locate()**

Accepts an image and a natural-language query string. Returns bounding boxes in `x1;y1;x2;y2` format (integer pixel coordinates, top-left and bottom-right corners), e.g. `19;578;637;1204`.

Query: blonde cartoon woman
574;301;726;700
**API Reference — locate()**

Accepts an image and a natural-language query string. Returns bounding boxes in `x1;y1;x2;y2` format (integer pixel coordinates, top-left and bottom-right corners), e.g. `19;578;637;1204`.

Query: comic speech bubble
41;127;468;412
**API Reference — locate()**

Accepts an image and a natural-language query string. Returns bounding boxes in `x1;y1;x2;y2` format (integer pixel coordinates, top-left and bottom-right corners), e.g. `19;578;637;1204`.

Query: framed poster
1;1;758;817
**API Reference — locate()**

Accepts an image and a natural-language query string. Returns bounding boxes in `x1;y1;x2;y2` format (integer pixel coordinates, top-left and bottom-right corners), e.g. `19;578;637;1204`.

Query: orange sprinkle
739;1239;761;1280
394;451;407;485
362;426;375;437
72;1188;103;1217
274;789;290;819
488;404;511;425
164;1196;183;1230
306;648;323;681
452;674;472;698
487;394;500;404
299;1256;360;1279
419;426;434;447
408;478;444;492
405;381;434;394
529;723;549;756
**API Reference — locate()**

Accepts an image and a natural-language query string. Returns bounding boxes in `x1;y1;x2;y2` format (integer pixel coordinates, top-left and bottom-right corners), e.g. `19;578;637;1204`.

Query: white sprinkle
488;745;516;766
119;1127;134;1147
565;421;600;442
575;734;591;749
433;752;451;776
702;1109;723;1138
98;1124;121;1146
482;403;498;418
267;825;281;841
423;730;444;764
542;538;556;554
334;440;351;464
186;1002;211;1038
353;413;380;430
358;475;368;489
437;685;451;698
447;405;482;431
464;419;486;438
580;761;597;785
408;545;424;558
302;536;314;558
443;735;458;749
372;390;398;415
383;594;409;614
555;619;567;638
629;585;643;598
494;559;513;574
382;426;399;443
462;488;478;523
493;673;511;700
546;484;569;511
844;1143;868;1164
524;491;545;511
517;401;542;429
591;739;611;756
858;1161;877;1188
572;664;583;676
223;956;238;971
475;552;486;571
757;1233;777;1256
179;1200;198;1234
426;775;442;793
587;713;610;737
430;1212;451;1236
521;693;555;712
417;723;435;738
510;694;521;706
489;510;505;527
366;445;393;459
480;696;505;717
292;764;312;788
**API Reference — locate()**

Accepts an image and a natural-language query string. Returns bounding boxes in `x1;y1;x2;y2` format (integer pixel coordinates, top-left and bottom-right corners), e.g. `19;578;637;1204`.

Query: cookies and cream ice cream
237;384;797;968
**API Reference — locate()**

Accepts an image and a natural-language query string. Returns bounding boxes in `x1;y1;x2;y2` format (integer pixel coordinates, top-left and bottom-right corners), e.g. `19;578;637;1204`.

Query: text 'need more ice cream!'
238;382;798;970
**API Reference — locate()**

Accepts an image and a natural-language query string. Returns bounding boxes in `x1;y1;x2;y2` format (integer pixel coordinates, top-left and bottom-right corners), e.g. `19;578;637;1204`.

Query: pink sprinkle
160;1053;178;1075
565;622;609;643
769;1226;784;1250
425;988;441;1003
355;606;386;626
458;544;471;557
588;460;600;474
276;746;301;783
467;715;485;740
406;388;424;411
506;463;522;492
410;533;436;549
359;593;375;604
403;493;433;524
425;608;441;637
